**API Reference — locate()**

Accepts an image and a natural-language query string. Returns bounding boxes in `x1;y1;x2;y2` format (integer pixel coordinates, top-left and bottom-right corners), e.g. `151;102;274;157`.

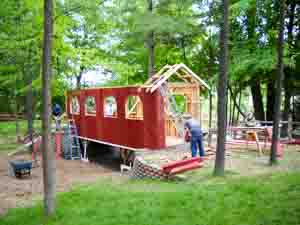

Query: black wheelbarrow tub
10;160;32;170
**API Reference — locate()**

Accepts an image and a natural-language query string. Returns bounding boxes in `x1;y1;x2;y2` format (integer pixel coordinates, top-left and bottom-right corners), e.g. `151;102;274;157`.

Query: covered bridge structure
66;63;210;152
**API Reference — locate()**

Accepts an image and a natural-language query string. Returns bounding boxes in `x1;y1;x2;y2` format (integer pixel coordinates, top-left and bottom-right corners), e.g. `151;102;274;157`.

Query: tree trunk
208;91;213;146
287;0;296;47
231;97;236;125
214;0;229;176
266;78;275;121
26;73;34;151
15;77;21;143
15;101;21;143
250;79;265;121
26;47;34;151
147;0;155;77
76;74;82;89
270;0;285;165
282;80;291;137
207;35;214;147
229;87;237;125
181;35;188;65
228;92;232;126
228;85;247;119
76;65;85;89
236;90;242;124
42;0;55;215
282;0;296;136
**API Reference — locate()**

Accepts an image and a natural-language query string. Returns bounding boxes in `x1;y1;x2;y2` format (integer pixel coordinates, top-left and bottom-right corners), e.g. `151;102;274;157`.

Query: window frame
70;96;80;115
85;96;97;116
103;96;118;118
125;95;144;120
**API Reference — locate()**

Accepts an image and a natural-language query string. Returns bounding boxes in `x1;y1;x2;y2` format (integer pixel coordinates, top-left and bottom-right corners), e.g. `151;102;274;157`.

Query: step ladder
159;84;184;137
64;119;81;160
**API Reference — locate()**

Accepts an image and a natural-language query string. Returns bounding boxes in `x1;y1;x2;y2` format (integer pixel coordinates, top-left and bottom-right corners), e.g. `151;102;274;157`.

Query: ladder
159;84;184;137
64;119;81;160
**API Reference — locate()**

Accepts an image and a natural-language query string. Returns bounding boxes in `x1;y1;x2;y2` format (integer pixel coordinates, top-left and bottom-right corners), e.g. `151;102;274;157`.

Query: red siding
66;87;166;150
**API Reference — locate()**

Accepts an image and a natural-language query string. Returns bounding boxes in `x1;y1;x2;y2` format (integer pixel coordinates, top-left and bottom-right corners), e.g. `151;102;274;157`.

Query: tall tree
266;78;275;121
25;47;34;151
214;0;229;176
42;0;56;215
282;0;296;136
270;0;286;165
246;1;265;121
250;78;265;121
147;0;155;77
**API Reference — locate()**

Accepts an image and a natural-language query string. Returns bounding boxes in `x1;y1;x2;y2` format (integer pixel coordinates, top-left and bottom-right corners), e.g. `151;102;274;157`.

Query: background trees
0;0;299;176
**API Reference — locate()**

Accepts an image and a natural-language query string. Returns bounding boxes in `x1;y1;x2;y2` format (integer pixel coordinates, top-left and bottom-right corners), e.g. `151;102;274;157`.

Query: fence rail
0;113;26;121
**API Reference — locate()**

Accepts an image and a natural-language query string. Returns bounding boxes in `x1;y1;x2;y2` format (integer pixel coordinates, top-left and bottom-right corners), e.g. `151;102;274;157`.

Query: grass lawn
0;172;300;225
0;120;41;152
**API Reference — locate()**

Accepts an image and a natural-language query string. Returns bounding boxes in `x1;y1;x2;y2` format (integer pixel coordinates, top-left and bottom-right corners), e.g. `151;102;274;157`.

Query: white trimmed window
70;96;80;114
104;96;117;118
85;96;96;115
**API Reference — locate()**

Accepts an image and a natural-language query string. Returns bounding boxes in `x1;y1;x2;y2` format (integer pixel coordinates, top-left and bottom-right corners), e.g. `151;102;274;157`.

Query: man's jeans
191;135;205;157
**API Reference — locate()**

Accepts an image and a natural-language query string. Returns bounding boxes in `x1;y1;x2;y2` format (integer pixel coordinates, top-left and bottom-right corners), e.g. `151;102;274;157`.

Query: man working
52;103;63;131
182;113;205;157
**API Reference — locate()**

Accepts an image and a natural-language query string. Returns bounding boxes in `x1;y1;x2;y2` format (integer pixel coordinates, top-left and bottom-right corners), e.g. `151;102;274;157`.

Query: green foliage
0;120;41;152
230;46;277;83
0;0;299;117
172;94;187;114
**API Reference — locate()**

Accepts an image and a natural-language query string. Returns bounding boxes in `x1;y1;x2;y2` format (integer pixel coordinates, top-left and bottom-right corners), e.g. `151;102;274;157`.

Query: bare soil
0;151;123;216
0;142;299;216
140;143;300;177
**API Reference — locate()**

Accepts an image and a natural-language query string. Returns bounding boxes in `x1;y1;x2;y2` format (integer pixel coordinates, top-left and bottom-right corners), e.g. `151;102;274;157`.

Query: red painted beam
281;139;300;145
162;157;203;173
169;161;202;175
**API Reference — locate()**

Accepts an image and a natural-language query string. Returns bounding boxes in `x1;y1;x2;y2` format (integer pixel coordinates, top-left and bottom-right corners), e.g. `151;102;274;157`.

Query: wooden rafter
179;64;210;89
149;64;183;93
143;63;210;93
127;97;141;116
174;72;190;83
143;64;172;86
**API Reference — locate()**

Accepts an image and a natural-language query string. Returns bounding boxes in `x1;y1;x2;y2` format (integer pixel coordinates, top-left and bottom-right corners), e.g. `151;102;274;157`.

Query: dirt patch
0;143;299;216
139;143;300;177
0;151;124;216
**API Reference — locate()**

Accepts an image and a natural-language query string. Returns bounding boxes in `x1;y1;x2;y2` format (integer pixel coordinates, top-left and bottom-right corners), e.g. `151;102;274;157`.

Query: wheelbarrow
9;160;32;178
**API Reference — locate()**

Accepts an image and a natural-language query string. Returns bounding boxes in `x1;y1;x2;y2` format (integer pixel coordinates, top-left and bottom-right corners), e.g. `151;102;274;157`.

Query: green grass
1;172;300;225
0;120;41;152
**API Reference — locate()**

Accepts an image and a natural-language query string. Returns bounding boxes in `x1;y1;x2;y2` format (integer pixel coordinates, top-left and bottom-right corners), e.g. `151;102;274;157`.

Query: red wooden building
66;63;210;151
67;86;165;150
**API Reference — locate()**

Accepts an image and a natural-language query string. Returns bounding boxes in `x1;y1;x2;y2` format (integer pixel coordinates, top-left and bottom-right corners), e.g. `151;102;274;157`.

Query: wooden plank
175;72;190;83
179;63;210;90
127;97;141;116
150;63;210;93
149;64;182;93
143;64;172;87
74;135;146;152
167;82;199;87
169;162;202;175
